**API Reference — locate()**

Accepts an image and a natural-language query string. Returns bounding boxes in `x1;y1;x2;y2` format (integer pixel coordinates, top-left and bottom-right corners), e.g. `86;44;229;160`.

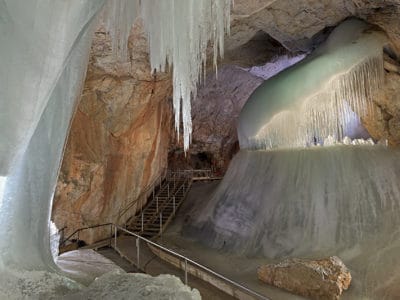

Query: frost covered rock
0;269;83;300
257;256;351;300
64;273;201;300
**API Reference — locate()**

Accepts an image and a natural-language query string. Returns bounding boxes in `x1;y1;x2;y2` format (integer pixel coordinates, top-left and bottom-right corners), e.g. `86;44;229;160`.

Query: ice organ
238;19;386;150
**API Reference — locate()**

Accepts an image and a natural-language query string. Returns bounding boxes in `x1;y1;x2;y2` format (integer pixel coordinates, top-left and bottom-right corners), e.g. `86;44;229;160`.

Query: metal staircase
126;171;192;238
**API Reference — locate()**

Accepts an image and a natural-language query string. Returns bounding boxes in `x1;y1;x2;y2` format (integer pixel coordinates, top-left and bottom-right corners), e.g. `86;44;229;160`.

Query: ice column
0;0;106;270
141;0;231;151
238;19;387;150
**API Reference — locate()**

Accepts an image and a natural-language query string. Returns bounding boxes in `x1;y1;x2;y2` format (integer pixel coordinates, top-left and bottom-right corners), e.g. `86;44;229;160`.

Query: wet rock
257;256;351;300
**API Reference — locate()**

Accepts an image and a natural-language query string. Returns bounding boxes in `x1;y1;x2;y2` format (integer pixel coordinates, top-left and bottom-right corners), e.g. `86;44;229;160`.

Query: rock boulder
257;256;351;300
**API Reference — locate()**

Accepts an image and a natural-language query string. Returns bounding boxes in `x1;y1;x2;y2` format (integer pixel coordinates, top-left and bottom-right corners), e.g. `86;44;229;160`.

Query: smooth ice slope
238;19;387;149
187;146;400;259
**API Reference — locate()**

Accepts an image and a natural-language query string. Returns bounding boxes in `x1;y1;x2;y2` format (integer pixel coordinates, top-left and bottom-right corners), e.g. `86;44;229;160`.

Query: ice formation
0;0;105;271
102;0;139;61
244;54;306;80
65;273;201;300
141;0;232;151
49;221;60;263
0;0;231;297
100;0;232;151
238;19;387;150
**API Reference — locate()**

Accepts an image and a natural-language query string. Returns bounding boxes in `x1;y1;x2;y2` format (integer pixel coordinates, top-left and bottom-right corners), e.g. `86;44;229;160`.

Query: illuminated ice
141;0;231;151
238;19;387;150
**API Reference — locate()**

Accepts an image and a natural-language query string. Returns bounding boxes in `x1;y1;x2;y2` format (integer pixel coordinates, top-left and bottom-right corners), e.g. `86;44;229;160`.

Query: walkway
112;235;234;300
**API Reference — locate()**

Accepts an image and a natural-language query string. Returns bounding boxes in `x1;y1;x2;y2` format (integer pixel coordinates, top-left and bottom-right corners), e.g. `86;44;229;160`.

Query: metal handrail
117;168;167;225
114;225;269;300
58;218;269;299
59;223;113;247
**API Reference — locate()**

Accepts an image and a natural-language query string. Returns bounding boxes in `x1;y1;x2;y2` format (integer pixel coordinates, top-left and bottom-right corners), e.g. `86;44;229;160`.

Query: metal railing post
114;225;117;250
136;237;140;270
109;224;113;247
167;184;170;197
156;196;159;212
160;213;162;236
141;213;144;232
173;196;176;215
184;259;188;285
115;225;269;300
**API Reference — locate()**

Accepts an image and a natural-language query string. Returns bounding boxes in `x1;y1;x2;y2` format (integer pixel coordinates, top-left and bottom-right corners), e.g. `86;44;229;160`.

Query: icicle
238;19;387;150
102;0;139;61
251;54;384;150
141;0;231;151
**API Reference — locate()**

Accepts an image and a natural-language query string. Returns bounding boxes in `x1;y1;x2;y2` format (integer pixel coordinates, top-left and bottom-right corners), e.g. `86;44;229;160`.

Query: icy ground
0;249;200;299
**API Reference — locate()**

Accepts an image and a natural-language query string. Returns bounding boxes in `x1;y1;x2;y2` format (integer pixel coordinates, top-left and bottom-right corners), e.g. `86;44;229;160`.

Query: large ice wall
0;0;106;270
238;19;387;150
187;146;400;259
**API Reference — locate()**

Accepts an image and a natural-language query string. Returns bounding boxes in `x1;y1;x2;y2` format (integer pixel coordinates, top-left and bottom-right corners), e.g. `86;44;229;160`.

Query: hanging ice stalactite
238;19;387;150
102;0;140;62
141;0;232;151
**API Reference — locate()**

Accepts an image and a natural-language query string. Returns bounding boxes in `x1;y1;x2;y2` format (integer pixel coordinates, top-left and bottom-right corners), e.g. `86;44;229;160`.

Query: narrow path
96;247;140;273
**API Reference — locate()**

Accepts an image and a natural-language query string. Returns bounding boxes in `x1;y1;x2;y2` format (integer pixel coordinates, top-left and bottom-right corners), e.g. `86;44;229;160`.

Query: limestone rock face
52;21;172;242
169;66;263;174
257;256;352;300
230;0;400;53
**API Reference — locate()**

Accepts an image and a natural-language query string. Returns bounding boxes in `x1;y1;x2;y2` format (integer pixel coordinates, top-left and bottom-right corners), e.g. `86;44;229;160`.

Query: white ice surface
57;249;124;286
65;273;201;300
238;19;387;150
0;0;106;270
0;249;200;299
244;54;306;80
141;0;231;151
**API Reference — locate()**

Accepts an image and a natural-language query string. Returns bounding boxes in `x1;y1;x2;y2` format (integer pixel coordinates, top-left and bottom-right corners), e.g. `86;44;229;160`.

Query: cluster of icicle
250;54;384;150
102;0;232;151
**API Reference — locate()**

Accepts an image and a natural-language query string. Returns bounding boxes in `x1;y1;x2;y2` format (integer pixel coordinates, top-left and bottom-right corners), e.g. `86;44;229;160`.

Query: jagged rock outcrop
258;256;352;300
52;21;173;242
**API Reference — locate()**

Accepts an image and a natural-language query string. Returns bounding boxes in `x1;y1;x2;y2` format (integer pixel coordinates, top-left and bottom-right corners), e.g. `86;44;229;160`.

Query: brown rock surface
169;66;263;174
52;21;173;243
257;256;351;300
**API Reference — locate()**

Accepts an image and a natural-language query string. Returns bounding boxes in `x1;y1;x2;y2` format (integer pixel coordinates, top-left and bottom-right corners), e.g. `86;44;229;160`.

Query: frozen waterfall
238;19;386;150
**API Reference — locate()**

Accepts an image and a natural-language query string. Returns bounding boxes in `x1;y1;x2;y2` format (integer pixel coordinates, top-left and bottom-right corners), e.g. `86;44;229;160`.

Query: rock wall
52;21;173;242
169;66;263;174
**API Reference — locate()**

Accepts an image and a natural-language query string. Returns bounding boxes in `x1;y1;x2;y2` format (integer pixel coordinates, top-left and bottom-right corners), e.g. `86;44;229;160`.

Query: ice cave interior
1;0;400;299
